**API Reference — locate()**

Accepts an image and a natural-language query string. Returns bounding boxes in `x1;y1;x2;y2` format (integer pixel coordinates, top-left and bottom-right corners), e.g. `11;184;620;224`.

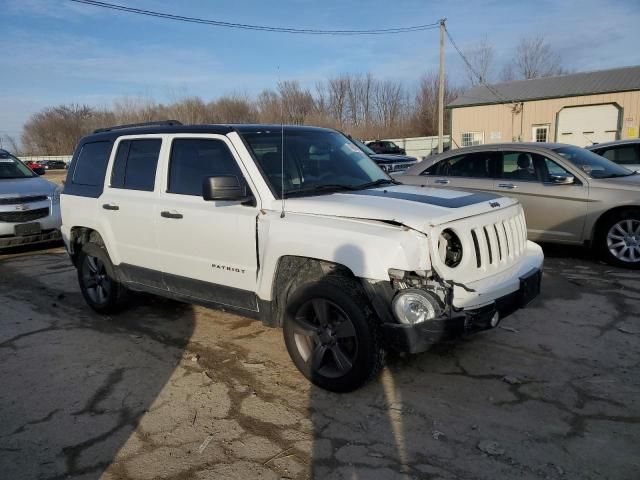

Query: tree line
16;35;565;155
18;72;460;155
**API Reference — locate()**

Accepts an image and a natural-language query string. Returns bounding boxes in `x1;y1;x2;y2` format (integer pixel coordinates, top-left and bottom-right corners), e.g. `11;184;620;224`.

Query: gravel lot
1;245;639;480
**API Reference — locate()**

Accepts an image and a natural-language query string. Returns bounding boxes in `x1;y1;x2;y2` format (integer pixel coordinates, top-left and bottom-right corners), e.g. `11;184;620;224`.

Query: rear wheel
283;278;384;392
598;209;640;269
77;243;128;313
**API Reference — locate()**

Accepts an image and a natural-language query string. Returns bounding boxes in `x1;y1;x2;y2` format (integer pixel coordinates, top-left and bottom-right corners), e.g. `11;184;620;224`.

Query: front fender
255;211;430;300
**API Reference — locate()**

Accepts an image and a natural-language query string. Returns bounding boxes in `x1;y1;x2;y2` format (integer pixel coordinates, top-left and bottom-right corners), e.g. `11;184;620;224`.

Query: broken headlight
438;229;463;268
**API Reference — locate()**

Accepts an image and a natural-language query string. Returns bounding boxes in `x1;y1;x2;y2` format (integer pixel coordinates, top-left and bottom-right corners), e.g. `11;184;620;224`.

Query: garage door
556;104;620;147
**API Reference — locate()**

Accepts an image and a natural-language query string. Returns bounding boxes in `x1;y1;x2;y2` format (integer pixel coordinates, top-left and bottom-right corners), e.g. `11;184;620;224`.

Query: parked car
352;139;417;173
587;139;640;172
40;160;68;170
400;143;640;268
366;140;406;155
24;161;46;175
61;121;543;392
0;149;62;249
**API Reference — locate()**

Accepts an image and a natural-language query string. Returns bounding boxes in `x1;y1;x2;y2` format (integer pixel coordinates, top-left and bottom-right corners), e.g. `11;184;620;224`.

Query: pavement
0;245;639;480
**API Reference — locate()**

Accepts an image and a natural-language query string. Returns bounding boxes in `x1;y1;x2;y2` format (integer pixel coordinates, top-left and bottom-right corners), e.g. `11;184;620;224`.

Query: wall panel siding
450;91;640;148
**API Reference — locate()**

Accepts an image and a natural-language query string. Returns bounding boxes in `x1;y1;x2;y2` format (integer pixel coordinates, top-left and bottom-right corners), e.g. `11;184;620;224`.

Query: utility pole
437;18;446;153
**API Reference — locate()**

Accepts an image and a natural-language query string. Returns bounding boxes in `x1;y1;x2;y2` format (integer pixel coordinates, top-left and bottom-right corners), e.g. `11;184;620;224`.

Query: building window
532;125;550;142
461;132;484;147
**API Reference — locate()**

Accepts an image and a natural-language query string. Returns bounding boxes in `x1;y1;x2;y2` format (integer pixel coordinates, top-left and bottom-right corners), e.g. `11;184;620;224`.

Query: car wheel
599;209;640;269
77;242;129;313
283;277;385;392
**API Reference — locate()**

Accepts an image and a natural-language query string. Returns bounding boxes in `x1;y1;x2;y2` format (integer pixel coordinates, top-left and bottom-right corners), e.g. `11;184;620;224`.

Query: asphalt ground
1;242;639;480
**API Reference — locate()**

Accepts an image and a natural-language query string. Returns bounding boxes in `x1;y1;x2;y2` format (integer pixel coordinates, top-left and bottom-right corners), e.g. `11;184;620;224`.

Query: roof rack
93;120;183;134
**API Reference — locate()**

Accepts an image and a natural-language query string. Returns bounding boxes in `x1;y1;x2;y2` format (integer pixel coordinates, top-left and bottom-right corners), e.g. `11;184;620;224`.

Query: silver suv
0;149;62;249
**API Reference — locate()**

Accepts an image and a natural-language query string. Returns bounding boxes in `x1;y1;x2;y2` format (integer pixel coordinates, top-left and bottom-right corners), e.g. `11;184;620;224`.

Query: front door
155;135;260;311
494;150;588;242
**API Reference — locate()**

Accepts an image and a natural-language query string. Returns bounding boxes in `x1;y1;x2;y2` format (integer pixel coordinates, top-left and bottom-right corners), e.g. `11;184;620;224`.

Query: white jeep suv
61;121;543;392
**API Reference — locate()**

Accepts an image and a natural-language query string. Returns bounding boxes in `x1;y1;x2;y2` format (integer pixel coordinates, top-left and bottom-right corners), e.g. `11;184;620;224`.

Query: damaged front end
362;268;505;354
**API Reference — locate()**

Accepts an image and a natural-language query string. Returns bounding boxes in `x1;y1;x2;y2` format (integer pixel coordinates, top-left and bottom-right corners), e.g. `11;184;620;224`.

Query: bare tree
500;62;516;82
21;104;110;155
411;72;461;136
208;94;258;123
509;36;565;80
464;38;495;86
19;72;464;155
0;134;21;154
278;81;315;125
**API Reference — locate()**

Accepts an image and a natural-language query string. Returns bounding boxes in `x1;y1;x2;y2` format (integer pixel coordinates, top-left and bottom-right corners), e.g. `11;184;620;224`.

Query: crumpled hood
0;177;57;198
274;185;517;232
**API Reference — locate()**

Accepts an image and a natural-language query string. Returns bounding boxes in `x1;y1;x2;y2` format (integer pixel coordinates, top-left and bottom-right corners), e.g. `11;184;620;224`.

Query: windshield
352;139;376;156
0;153;36;179
552;146;635;179
240;129;390;198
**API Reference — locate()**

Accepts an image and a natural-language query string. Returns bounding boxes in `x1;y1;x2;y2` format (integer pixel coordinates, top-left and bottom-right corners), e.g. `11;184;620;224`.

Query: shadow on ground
307;250;640;479
0;249;195;479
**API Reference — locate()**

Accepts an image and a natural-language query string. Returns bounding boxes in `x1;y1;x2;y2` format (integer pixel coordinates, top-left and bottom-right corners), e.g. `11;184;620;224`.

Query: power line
68;0;441;35
444;27;517;107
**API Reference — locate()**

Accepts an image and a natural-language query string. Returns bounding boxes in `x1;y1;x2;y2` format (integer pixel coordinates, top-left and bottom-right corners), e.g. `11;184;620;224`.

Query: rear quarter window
72;141;112;186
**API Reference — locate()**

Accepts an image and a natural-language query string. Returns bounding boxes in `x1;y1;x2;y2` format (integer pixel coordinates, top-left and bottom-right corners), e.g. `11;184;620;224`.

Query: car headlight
438;229;463;268
51;185;62;205
392;289;442;325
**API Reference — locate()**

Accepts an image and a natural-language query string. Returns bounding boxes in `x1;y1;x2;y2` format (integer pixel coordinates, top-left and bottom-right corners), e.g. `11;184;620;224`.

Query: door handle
497;183;516;189
102;203;119;210
434;179;450;185
161;211;183;219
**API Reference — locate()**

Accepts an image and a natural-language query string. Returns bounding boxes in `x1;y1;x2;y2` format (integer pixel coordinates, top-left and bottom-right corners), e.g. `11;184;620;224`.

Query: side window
501;151;572;182
168;139;244;196
421;162;440;176
110;139;161;191
437;152;494;178
600;146;639;165
73;141;112;186
501;151;538;182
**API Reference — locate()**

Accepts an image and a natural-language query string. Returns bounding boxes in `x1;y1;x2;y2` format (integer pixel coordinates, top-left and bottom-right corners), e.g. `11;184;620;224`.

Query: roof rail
93;120;183;134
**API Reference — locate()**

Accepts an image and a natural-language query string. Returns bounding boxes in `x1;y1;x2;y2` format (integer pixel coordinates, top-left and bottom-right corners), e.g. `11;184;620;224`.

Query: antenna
278;66;286;218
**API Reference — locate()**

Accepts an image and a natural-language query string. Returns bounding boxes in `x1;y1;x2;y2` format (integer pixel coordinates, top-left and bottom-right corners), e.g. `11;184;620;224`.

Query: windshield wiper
354;178;399;189
284;184;360;197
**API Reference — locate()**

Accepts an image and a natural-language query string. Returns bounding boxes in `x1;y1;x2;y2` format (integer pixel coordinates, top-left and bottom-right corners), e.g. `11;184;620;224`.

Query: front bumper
0;202;62;249
382;268;542;354
0;229;62;249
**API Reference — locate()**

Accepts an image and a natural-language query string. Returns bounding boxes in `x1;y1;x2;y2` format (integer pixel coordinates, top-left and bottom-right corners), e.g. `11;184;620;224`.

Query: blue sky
1;0;639;142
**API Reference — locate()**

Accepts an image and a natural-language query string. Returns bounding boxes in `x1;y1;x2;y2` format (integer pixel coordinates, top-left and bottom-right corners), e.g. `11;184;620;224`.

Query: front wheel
599;209;640;269
283;278;384;392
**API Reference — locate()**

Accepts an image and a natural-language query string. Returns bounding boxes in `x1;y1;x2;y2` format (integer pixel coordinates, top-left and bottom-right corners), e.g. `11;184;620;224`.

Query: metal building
448;65;640;148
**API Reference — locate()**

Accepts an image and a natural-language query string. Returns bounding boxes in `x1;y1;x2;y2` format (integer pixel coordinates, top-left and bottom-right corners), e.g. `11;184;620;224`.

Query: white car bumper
452;240;544;310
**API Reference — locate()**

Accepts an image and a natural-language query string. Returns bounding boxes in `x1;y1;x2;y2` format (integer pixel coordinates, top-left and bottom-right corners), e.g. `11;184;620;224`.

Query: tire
597;208;640;269
77;242;129;313
283;277;385;392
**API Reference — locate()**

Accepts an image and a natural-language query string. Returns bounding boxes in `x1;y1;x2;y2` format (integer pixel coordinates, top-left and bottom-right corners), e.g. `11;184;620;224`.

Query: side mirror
34;167;46;176
202;175;252;202
550;174;575;185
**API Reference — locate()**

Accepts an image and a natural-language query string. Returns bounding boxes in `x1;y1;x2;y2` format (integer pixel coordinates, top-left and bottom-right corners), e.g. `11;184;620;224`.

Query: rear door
424;150;499;192
494;150;588;242
99;136;165;288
